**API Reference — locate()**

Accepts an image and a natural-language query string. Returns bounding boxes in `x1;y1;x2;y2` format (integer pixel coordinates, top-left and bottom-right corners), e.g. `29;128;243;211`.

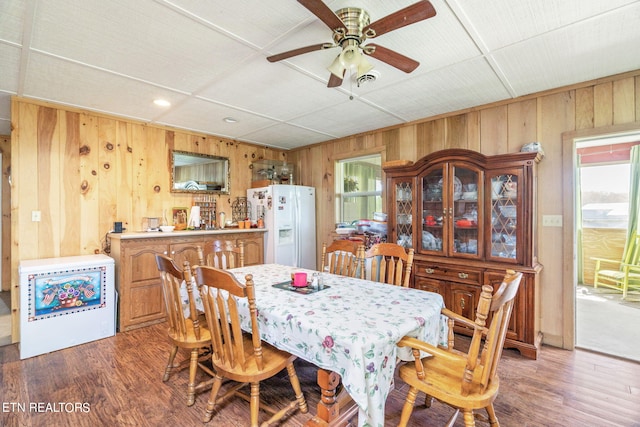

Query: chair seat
213;333;297;384
598;270;640;280
399;357;499;410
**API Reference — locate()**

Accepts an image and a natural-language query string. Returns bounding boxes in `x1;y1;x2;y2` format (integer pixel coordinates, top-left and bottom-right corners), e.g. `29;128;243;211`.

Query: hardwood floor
1;322;639;427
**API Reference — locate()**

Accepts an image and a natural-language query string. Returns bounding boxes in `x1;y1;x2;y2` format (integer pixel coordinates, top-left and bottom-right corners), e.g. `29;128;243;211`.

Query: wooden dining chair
194;265;308;426
364;242;414;287
155;254;214;406
320;240;365;278
396;270;523;427
198;240;245;269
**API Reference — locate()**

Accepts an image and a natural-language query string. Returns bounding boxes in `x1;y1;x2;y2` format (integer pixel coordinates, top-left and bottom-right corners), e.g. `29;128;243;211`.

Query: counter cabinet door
121;242;169;330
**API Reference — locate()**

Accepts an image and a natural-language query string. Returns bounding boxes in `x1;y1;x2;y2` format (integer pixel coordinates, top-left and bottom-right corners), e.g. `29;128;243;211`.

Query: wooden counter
108;229;266;331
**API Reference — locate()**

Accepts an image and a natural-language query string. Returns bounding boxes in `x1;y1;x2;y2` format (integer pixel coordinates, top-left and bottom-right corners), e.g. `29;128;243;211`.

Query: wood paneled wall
290;70;640;349
9;70;640;347
1;135;10;292
9;98;287;340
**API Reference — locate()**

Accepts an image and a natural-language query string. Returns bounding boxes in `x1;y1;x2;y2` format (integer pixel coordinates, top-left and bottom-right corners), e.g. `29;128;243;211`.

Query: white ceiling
1;0;640;150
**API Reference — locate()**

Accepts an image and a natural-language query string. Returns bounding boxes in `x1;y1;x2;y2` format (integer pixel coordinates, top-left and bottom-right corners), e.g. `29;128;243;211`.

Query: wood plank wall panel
0;135;11;291
581;228;626;285
575;87;595;130
507;99;537;151
593;82;613;127
480;105;508;155
613;77;636;124
288;69;640;350
9;98;288;341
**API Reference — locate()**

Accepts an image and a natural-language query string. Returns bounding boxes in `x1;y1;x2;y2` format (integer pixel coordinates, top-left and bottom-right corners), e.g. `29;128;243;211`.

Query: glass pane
336;154;382;223
395;181;413;248
421;168;443;252
341;195;383;223
453;167;479;255
490;174;518;259
580;164;629;229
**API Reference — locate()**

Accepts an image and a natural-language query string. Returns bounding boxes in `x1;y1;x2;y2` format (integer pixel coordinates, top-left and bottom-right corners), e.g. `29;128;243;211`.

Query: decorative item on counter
231;197;250;222
187;206;201;229
257;218;264;228
172;207;188;230
218;211;226;229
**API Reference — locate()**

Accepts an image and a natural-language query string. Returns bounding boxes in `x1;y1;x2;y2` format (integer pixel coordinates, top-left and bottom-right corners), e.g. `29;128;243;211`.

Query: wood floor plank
1;322;639;426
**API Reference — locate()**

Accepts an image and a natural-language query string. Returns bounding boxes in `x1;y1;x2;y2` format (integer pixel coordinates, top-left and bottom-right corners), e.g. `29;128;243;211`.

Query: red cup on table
293;272;307;287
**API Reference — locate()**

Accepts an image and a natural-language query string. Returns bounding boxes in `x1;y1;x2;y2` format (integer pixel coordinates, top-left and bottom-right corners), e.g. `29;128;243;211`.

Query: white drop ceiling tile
0;44;21;92
0;0;26;43
456;0;639;50
362;57;511;121
156;97;279;140
241;123;334;149
165;0;315;48
23;53;190;121
31;0;257;93
197;57;348;121
290;98;404;137
493;4;640;96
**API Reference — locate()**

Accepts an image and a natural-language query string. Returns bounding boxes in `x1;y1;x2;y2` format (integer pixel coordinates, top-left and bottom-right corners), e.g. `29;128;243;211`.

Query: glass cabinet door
421;166;445;254
394;180;413;249
451;164;482;258
488;170;521;263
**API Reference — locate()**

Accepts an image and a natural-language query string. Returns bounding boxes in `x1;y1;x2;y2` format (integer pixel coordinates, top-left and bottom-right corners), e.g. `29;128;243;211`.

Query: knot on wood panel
91;170;97;176
105;142;114;150
79;145;90;155
127;146;132;153
80;180;90;193
103;163;110;170
154;185;161;193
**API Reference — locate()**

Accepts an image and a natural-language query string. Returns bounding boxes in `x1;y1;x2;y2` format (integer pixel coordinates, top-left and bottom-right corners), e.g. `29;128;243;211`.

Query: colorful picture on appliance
28;266;107;321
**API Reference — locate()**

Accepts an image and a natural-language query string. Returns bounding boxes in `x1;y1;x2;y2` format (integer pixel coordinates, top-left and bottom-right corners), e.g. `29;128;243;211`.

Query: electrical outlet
31;210;41;222
542;215;562;227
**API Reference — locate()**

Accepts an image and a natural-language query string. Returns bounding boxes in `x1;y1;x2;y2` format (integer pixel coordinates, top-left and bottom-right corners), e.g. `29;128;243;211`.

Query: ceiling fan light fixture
327;54;346;79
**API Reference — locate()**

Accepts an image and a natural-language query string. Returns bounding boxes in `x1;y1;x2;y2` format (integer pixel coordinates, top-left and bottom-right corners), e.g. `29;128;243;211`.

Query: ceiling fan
267;0;437;88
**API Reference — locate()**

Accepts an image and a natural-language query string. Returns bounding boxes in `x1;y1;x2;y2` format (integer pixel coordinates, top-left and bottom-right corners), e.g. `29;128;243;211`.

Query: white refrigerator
247;185;316;270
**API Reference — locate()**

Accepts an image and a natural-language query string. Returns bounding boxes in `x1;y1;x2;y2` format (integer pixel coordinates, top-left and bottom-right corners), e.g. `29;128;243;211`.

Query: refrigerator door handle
293;191;300;267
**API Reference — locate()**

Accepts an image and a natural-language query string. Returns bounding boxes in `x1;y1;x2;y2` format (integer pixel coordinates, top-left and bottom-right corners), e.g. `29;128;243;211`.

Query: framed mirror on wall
170;150;230;194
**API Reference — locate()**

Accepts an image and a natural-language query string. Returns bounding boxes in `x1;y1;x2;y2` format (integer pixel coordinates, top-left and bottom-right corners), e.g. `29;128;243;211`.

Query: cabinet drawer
414;262;482;284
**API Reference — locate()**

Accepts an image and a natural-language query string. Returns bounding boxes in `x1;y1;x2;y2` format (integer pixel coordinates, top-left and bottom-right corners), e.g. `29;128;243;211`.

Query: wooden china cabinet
384;149;543;359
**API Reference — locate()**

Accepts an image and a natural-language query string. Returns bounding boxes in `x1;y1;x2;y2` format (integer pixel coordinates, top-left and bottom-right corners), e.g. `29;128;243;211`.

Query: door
272;185;296;266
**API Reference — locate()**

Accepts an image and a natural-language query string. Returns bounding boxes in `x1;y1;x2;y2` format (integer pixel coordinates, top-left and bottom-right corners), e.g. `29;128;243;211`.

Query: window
335;154;382;223
580;163;630;229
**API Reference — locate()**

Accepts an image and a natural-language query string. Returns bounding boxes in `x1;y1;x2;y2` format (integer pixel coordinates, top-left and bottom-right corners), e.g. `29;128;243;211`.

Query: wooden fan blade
363;0;436;38
327;72;343;88
267;43;334;62
298;0;345;30
364;44;420;73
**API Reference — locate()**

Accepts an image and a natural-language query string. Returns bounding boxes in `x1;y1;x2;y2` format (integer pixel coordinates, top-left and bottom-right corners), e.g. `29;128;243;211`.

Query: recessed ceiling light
223;117;238;123
153;99;171;107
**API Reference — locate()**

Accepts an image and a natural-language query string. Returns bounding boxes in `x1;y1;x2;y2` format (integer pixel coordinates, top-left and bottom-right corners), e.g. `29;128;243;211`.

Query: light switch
32;210;41;222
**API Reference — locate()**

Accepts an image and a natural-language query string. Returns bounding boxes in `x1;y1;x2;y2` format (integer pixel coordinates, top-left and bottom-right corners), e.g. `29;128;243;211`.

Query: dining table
222;263;448;427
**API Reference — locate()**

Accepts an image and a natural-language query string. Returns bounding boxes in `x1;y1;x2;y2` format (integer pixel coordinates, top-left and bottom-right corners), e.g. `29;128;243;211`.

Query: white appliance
19;254;116;359
247;185;316;269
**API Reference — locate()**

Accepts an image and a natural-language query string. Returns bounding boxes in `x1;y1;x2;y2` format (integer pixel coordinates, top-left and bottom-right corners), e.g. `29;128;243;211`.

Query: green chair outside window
593;234;640;299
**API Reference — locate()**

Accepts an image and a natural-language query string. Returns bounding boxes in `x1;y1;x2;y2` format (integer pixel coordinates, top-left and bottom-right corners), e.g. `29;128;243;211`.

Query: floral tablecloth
226;264;448;427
